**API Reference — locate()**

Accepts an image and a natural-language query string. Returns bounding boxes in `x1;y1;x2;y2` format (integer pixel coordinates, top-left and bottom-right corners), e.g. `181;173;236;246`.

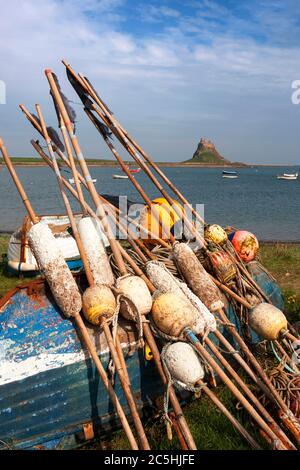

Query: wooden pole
0;137;139;450
35;106;150;450
184;329;288;450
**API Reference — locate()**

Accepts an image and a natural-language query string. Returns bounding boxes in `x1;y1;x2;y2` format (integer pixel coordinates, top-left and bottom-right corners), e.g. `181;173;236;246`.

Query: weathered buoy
163;342;205;386
229;230;259;263
172;243;224;312
249;303;288;340
116;275;152;320
28;222;82;317
77;216;114;286
205;224;228;245
139;197;183;244
151;291;203;337
146;260;214;332
82;285;116;325
209;251;237;284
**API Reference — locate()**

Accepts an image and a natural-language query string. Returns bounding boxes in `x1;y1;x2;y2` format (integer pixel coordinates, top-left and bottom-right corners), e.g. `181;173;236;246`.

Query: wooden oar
0;136;139;450
34;104;150;450
43;71;197;450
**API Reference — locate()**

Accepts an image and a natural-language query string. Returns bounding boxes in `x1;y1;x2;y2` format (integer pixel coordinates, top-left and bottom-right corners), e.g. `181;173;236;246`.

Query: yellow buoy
139;198;183;245
82;285;116;326
204;224;228;245
151;291;200;337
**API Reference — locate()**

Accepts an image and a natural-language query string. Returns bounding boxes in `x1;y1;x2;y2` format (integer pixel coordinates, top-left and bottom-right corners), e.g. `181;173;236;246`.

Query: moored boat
68;178;97;184
7;214;109;274
277;172;298;180
113;174;129;179
222;170;238;179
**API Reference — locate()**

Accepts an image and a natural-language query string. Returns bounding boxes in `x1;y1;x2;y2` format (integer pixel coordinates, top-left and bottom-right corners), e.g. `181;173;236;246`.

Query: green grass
0;238;299;450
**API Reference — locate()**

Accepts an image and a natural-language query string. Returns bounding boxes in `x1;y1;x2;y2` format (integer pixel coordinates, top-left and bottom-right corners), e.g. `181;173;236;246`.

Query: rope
270;341;300;375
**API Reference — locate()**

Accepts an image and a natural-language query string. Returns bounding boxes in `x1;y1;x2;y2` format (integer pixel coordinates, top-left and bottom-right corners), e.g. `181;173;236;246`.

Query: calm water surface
0;166;299;241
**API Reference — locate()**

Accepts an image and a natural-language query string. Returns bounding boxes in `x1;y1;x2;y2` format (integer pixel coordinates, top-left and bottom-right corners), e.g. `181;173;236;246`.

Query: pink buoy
229;230;259;263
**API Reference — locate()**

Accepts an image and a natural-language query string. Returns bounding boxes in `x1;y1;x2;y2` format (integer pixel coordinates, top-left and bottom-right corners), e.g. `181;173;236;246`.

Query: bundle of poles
0;60;299;451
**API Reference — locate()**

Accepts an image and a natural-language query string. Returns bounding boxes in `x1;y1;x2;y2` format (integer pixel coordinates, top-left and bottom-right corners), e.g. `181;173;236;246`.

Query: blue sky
0;0;300;163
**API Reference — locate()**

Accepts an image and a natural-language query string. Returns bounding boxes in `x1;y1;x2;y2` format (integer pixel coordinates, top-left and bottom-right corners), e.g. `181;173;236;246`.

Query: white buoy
250;303;288;341
116;275;152;320
28;222;82;317
77;217;114;287
163;342;205;386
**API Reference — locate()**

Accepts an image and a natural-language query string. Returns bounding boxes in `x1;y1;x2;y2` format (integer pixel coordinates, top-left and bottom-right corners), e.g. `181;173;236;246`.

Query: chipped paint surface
0;282;162;449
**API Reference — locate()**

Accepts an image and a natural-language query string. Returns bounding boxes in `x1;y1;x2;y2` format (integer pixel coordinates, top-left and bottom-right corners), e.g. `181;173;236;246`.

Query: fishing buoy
172;243;224;312
249;303;288;340
205;224;228;245
82;285;116;325
77;216;114;286
229;230;259;263
28;223;82;317
209;251;237;284
116;275;152;320
146;260;215;332
139;197;183;245
163;342;205;386
151;291;204;337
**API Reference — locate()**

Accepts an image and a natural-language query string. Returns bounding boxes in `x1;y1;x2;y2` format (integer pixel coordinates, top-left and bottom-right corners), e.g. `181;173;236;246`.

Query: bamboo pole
43;72;197;449
35;105;150;450
0;137;139;450
197;379;261;450
184;328;288;450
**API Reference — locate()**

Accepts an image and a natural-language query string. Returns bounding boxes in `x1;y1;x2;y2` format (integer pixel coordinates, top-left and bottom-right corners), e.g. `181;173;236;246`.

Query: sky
0;0;300;164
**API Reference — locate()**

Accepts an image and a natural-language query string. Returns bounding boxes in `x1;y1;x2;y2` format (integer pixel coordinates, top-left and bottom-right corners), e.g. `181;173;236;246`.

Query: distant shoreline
1;162;299;168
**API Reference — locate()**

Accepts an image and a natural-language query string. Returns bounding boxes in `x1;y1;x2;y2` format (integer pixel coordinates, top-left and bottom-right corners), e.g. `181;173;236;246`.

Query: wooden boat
277;172;298;180
0;262;284;449
113;174;129;179
222;170;238;179
7;214;109;274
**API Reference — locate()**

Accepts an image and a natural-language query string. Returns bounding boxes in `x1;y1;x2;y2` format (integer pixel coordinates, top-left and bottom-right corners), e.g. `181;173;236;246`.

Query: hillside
184;138;243;165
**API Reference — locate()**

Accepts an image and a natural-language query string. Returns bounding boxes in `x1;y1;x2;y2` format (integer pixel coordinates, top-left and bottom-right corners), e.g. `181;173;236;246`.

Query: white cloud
0;0;299;164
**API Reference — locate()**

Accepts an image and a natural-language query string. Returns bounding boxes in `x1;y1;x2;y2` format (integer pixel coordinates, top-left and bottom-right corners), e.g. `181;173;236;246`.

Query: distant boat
277;172;298;180
69;178;97;184
113;174;129;179
222;170;238;179
125;168;141;174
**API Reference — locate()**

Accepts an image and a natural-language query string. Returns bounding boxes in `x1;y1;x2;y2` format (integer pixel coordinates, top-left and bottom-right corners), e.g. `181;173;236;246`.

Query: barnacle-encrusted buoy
77;216;114;286
116;275;152;320
229;230;259;263
205;224;228;245
82;285;116;325
172;243;224;312
163;342;205;386
28;222;82;318
249;302;288;340
151;291;203;337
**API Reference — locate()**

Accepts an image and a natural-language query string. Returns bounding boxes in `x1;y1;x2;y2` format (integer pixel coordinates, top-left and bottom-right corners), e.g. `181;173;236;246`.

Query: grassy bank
0;236;299;450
